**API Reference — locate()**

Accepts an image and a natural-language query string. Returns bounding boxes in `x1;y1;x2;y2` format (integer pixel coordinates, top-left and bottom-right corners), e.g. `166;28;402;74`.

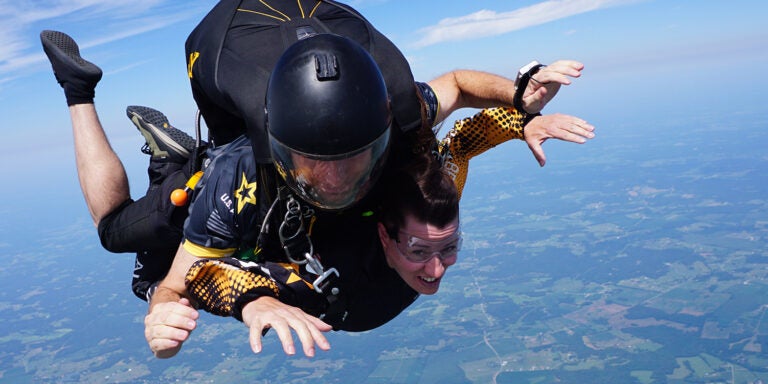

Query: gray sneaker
127;106;196;163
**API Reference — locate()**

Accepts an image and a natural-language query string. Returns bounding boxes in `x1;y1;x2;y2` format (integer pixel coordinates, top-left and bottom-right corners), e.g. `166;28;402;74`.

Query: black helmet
266;34;392;210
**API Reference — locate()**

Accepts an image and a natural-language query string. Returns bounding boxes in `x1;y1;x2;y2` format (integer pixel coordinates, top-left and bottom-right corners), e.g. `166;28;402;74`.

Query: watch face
516;60;540;87
520;60;541;76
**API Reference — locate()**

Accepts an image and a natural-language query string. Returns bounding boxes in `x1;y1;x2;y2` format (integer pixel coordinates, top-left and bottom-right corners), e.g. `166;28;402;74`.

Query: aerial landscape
1;107;766;383
1;1;766;383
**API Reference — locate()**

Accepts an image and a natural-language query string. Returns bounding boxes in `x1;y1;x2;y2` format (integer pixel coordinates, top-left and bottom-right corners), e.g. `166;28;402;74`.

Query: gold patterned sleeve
185;258;280;320
437;107;526;198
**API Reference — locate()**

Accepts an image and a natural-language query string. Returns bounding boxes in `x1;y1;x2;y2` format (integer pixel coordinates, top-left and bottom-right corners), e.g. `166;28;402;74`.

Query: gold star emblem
235;172;257;214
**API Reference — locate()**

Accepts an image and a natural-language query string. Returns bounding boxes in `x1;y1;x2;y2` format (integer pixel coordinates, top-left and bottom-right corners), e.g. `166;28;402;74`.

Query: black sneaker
40;30;102;105
127;106;196;163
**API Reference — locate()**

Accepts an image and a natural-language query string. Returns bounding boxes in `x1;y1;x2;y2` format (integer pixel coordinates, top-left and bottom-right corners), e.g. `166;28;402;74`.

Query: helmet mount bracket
315;54;339;80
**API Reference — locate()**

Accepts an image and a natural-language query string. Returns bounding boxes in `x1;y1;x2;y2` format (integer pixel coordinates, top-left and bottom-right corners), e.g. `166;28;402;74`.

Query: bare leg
39;31;130;226
69;103;130;226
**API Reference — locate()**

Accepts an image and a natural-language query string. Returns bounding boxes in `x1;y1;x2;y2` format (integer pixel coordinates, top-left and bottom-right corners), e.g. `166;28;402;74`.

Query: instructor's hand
242;296;332;357
521;60;584;114
144;297;199;359
525;113;595;167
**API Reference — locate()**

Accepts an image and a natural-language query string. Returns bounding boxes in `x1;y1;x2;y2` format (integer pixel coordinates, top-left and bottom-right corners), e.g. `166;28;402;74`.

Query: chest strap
275;188;346;321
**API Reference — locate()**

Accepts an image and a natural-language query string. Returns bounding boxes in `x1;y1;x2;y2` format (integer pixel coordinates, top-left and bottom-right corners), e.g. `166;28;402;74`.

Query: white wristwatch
515;60;541;89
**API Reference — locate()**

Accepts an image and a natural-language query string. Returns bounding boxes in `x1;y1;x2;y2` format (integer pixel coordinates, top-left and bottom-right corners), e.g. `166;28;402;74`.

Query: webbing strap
274;189;344;318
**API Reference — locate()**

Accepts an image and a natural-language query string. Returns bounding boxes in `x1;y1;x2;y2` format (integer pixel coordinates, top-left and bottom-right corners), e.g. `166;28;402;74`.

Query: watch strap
513;63;546;113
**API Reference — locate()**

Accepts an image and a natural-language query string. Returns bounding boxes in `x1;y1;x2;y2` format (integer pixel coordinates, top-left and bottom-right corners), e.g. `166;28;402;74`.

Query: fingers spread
244;298;332;357
292;315;332;356
270;317;298;355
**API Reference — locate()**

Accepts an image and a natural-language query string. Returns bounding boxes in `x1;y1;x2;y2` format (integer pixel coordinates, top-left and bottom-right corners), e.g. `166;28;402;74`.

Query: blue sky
0;0;766;222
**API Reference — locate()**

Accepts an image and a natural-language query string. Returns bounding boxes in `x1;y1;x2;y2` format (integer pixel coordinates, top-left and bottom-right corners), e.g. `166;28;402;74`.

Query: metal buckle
279;196;314;264
276;193;338;295
312;267;340;295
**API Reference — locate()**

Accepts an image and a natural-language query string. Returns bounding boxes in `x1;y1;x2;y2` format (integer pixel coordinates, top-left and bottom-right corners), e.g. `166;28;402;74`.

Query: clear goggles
394;228;463;263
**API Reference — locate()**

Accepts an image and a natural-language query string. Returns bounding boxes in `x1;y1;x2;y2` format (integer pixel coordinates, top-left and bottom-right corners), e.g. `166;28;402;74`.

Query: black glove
40;30;103;106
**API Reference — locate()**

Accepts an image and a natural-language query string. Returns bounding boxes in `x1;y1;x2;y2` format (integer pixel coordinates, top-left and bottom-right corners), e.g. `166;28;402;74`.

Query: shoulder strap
324;0;422;133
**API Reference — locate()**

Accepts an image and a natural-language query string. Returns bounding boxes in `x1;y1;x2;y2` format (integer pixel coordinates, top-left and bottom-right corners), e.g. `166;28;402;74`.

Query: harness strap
272;187;346;319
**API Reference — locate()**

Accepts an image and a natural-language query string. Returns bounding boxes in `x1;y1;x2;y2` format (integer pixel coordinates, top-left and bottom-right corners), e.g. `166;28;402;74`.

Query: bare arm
428;70;515;124
427;60;585;124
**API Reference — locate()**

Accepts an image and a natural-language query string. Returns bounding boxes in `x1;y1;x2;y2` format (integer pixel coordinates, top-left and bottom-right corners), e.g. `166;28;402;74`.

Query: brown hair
379;151;459;238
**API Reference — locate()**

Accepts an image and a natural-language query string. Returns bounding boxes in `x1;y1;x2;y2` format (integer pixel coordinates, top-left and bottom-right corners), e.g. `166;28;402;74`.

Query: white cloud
412;0;642;48
4;1;131;23
0;1;207;82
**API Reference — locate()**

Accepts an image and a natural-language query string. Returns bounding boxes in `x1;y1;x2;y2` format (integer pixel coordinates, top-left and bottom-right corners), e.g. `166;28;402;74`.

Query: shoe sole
40;30;102;77
127;106;191;159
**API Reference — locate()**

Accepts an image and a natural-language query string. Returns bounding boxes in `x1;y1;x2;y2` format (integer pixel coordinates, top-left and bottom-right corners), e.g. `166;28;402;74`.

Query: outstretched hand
242;296;332;357
525;113;595;167
521;60;584;114
144;297;199;359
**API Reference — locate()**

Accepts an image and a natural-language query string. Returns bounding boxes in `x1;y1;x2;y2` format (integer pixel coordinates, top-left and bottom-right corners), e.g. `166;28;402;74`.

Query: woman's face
378;214;461;295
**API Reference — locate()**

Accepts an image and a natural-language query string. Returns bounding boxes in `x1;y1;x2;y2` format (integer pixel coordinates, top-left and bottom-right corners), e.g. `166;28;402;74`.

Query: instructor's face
291;150;373;208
